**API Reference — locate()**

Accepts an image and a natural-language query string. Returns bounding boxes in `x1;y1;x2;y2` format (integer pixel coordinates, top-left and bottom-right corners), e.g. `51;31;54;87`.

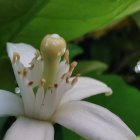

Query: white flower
0;34;136;140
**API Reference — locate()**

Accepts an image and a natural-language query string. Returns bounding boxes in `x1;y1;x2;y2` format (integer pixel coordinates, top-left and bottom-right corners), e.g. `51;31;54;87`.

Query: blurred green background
0;0;140;139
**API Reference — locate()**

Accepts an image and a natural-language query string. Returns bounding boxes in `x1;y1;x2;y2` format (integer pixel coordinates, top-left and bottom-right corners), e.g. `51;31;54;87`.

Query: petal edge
7;42;36;67
60;77;112;105
0;90;24;117
54;101;136;140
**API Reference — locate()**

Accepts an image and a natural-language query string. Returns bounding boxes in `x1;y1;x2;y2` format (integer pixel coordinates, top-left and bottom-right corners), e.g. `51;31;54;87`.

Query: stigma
40;34;66;60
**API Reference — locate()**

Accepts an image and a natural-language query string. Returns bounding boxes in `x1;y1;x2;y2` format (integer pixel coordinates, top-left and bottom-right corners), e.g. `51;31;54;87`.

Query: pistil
40;34;66;89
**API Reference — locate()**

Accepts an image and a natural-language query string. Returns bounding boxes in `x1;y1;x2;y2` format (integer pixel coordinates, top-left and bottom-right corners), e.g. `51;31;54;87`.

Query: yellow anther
69;61;78;74
41;78;46;87
23;68;28;77
18;70;22;75
64;49;69;64
54;83;58;88
61;61;78;82
66;77;70;83
28;81;34;86
12;52;20;63
71;74;80;86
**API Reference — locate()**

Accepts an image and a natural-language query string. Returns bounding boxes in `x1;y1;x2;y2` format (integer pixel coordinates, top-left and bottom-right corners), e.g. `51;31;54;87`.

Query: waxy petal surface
0;90;24;116
4;117;54;140
54;101;136;140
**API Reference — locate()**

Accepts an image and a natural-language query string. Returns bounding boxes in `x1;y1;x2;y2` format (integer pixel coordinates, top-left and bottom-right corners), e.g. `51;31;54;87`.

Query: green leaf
1;0;140;49
0;57;15;91
74;60;108;75
86;74;140;135
0;0;49;52
54;124;85;140
0;118;7;131
67;44;83;60
133;12;140;28
137;136;140;140
0;117;8;139
62;127;85;140
0;0;36;27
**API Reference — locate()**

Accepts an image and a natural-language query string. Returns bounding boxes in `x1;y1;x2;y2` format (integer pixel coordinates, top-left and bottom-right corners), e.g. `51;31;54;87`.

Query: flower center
11;34;80;119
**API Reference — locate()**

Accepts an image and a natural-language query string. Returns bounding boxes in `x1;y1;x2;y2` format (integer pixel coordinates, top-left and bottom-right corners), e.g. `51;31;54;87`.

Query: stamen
41;78;46;87
23;68;28;77
54;83;58;88
71;74;80;86
40;34;66;89
60;73;70;83
18;70;22;75
28;81;34;86
61;61;78;83
69;61;77;74
35;50;40;59
61;73;67;80
12;52;20;63
64;49;69;64
66;76;70;83
29;64;34;70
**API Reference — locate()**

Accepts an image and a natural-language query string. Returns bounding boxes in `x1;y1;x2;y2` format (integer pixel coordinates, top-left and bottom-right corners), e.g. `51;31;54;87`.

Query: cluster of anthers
12;47;79;89
61;54;79;87
10;34;80;120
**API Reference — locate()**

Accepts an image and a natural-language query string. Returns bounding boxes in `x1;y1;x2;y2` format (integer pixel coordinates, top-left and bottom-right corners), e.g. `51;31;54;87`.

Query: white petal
28;58;43;87
4;117;54;140
60;77;112;104
56;61;69;82
40;89;57;119
40;81;72;120
0;90;24;116
53;101;136;140
34;87;44;116
19;82;35;116
7;42;36;67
